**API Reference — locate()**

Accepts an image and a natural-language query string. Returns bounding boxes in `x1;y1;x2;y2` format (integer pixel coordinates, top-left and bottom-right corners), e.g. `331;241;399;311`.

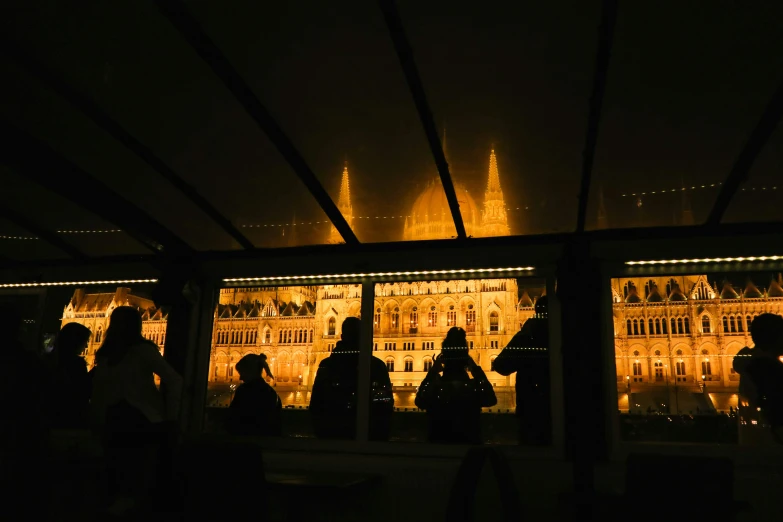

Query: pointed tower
328;161;354;243
480;148;511;236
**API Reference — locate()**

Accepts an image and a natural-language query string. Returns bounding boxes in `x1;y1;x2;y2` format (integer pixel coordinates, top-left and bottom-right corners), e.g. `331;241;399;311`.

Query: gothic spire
481;148;510;236
328;161;354;243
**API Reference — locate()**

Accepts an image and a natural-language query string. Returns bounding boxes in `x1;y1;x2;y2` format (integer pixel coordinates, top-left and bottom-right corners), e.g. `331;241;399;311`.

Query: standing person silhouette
493;296;551;445
90;306;182;517
310;317;393;440
227;353;282;436
416;327;497;444
45;323;92;429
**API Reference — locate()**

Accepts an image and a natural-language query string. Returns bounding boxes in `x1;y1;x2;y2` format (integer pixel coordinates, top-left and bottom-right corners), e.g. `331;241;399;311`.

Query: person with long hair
226;353;282;436
415;327;497;444
45;322;92;429
90;306;182;516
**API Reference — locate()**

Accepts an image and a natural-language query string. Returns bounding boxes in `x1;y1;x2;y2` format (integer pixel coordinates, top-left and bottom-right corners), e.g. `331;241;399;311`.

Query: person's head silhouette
341;317;361;348
236;354;264;382
96;306;146;365
55;323;91;358
441;327;468;360
750;313;783;352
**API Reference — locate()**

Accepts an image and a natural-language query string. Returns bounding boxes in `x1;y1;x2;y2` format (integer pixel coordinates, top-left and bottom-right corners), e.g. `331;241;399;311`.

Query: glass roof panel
723;123;783;224
0;167;149;258
586;2;783;230
0;217;67;262
187;0;451;243
398;1;602;236
4;1;340;248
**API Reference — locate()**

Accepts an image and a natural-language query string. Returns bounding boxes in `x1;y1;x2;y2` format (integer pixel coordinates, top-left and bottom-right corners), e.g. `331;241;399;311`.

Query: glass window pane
0;217;68;261
188;0;453;243
5;1;342;248
204;284;363;439
373;276;549;445
0;168;149;257
400;2;602;236
588;2;783;230
612;271;783;445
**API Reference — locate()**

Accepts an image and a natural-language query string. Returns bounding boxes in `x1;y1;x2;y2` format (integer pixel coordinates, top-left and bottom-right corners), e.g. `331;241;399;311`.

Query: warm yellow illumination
0;279;158;288
626;256;782;266
223;266;535;284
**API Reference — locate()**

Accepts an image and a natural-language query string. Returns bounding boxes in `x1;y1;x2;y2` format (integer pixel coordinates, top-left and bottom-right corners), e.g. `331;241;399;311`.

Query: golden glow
626;256;782;265
0;279;158;288
223;266;534;284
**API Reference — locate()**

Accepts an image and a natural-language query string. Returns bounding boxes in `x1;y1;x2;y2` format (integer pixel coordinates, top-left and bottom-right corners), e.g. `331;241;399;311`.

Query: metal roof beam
2;37;255;251
706;77;783;226
378;0;467;240
0;120;194;256
154;0;359;246
0;206;86;260
576;0;618;233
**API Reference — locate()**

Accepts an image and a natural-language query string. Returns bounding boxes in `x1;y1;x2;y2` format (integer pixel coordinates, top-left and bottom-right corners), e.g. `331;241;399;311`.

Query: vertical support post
183;279;218;433
546;275;565;452
356;280;375;443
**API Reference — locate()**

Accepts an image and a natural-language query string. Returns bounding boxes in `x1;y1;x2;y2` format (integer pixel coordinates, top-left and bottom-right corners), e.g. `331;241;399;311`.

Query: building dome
404;179;481;240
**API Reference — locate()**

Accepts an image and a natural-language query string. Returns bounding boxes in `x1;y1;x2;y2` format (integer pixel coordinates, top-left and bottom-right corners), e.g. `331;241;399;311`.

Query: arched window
701;359;712;377
639;319;645;336
648;318;654;335
466;305;476;333
287;330;292;344
489;311;499;333
374;308;381;332
661;318;668;335
684;317;690;334
730;316;737;333
309;329;313;343
327;317;336;336
428;306;437;327
654;361;664;382
409;307;419;333
671;318;677;335
391;307;400;330
746;315;753;332
737;315;745;333
626;319;633;335
675;360;686;377
264;329;271;344
404;358;413;372
723;316;729;333
632;361;643;380
386;358;395;373
423;357;433;372
447;305;456;326
702;315;711;333
677;318;684;335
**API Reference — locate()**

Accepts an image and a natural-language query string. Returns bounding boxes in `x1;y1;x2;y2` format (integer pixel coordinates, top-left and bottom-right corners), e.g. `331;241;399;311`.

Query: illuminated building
613;275;783;413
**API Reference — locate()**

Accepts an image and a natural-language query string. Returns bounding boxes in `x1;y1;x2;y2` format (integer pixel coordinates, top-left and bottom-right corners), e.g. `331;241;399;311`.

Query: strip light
223;266;535;283
0;279;158;288
626;256;782;266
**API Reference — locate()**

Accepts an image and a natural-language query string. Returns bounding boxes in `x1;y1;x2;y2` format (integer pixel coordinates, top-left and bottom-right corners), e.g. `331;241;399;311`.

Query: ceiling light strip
223;266;535;283
0;279;158;288
626;256;782;266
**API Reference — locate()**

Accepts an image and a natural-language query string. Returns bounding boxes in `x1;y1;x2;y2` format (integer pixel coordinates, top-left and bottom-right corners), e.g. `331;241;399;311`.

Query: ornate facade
613;275;783;413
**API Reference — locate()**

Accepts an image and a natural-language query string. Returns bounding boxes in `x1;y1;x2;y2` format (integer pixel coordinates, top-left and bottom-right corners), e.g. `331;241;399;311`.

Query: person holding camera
415;327;497;444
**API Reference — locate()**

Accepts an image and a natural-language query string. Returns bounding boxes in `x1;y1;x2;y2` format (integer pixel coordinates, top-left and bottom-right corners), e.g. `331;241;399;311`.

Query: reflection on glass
612;272;783;444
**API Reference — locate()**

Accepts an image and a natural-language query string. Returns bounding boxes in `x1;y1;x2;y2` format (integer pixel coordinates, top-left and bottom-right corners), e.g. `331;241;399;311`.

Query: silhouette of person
227;353;282;436
0;305;47;518
44;323;92;429
310;317;393;440
493;296;551;445
415;327;497;444
90;306;183;516
735;313;783;441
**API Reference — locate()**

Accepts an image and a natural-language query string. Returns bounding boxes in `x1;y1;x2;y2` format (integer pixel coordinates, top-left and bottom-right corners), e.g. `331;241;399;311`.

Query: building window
374;343;378;351
702;316;711;334
386;358;395;372
466;306;476;332
722;316;729;333
489;311;499;332
746;315;753;332
404;358;413;372
626;320;633;336
95;327;102;344
737;315;745;333
228;365;234;378
648;318;655;335
490;340;499;349
392;308;400;329
701;360;712;377
684;317;690;334
422;341;434;350
428;307;437;327
632;361;643;382
403;342;415;351
374;308;381;332
328;317;336;336
675;361;686;376
447;306;456;326
654;361;664;382
384;342;397;351
423;357;433;371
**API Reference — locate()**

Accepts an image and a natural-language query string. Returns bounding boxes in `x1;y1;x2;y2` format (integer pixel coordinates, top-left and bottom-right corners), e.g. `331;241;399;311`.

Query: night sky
1;0;781;254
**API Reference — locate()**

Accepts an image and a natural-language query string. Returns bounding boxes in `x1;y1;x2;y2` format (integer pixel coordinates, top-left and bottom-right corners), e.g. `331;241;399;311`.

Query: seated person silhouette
734;313;783;442
415;327;497;444
493;296;551;445
310;317;393;440
227;354;282;436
